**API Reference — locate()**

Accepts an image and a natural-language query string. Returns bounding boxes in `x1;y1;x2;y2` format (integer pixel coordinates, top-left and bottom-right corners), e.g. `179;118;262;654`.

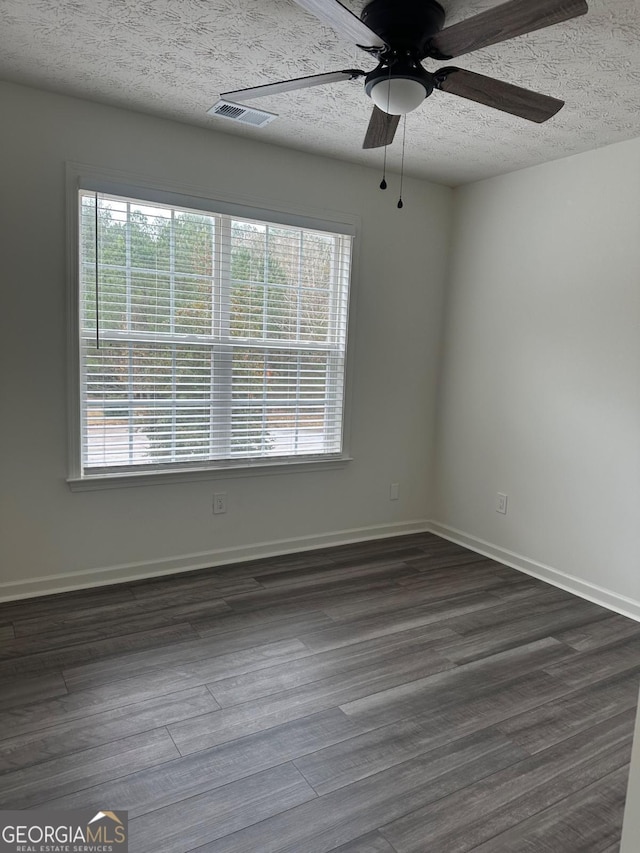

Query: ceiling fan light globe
369;78;427;115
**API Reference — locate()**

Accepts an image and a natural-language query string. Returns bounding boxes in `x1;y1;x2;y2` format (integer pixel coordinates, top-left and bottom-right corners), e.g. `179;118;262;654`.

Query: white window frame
65;163;358;490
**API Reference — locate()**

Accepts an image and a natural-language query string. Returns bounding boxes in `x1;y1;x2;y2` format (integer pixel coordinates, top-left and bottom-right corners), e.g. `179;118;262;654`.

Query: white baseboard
0;520;431;602
427;520;640;623
8;519;637;619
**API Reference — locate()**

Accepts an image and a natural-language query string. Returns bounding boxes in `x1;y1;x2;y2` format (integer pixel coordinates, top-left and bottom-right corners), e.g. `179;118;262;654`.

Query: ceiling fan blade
434;67;564;123
362;106;400;149
291;0;387;50
427;0;588;59
221;69;365;102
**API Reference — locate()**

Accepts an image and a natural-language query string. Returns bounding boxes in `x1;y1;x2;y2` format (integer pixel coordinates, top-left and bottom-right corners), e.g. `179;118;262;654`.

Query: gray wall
433;138;640;615
0;81;452;598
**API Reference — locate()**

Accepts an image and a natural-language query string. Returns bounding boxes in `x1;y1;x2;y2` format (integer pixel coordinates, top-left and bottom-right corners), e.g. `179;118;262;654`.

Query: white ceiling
1;0;639;185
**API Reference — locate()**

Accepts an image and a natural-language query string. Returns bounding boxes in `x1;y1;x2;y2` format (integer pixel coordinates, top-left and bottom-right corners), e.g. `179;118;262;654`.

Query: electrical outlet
496;492;508;514
390;483;400;501
213;492;227;515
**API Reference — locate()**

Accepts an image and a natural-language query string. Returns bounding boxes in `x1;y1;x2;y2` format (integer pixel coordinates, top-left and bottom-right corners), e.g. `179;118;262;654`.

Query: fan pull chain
380;139;388;190
380;64;393;191
95;191;100;350
397;115;407;209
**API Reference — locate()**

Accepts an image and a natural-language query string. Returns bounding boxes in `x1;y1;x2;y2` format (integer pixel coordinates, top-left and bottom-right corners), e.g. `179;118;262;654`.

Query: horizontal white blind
79;191;352;475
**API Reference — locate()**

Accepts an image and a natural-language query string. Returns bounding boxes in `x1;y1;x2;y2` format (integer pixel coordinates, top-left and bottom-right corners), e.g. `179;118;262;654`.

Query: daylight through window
78;191;353;477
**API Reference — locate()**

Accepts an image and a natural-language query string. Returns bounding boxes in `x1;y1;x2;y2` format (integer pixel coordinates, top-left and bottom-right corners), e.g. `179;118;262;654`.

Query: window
73;187;353;482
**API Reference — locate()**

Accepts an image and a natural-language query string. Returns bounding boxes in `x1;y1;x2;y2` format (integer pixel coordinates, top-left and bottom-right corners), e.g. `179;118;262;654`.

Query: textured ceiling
1;0;639;185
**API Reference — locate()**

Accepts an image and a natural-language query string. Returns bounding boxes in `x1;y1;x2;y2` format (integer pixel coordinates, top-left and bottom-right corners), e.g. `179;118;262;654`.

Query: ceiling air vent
207;99;277;127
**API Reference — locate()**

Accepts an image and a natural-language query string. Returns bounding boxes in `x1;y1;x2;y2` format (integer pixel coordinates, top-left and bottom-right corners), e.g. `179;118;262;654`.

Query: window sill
66;455;353;491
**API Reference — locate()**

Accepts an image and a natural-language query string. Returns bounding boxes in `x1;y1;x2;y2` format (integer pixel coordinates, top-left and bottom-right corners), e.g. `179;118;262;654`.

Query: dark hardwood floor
1;532;639;852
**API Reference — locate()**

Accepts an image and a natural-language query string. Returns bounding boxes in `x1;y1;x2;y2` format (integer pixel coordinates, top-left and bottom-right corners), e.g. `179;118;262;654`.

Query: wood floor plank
468;765;629;852
0;671;68;711
223;573;410;615
0;686;220;772
190;606;334;640
402;551;490;572
395;559;503;583
39;708;363;818
496;669;640;754
199;552;329;581
169;647;456;754
294;670;570;796
64;629;314;692
0;729;179;810
11;596;231;638
393;566;511;595
1;611;209;655
329;833;397;853
379;711;633;853
191;730;525;853
487;579;574;604
555;613;640;651
6;640;307;732
314;543;426;568
0;585;136;623
129;763;317;853
322;584;508;623
0;668;209;740
259;548;418;589
295;715;472;797
209;627;456;708
340;637;575;728
255;559;421;590
129;575;261;605
0;624;15;641
544;635;640;688
405;537;481;557
433;601;611;665
0;622;199;678
442;591;606;636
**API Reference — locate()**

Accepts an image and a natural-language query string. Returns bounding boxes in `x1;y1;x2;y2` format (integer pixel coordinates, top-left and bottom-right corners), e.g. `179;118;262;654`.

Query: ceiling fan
220;0;588;149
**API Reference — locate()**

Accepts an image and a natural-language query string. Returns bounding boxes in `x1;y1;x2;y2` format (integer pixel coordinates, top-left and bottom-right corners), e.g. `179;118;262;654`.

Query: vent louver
207;99;277;127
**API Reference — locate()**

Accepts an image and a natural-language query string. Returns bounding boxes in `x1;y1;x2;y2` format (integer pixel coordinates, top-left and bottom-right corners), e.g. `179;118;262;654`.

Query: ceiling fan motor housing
360;0;442;114
360;0;445;55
